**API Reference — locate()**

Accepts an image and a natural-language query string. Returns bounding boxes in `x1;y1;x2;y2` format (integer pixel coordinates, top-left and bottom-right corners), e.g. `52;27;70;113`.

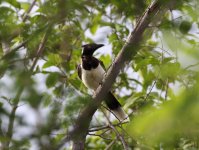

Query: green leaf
42;61;54;69
109;33;118;43
90;24;99;34
20;2;31;11
124;92;145;109
46;72;60;88
90;13;102;34
143;71;155;90
42;54;62;69
128;80;199;147
42;94;52;107
69;78;81;89
162;57;175;64
179;21;192;34
53;85;64;97
7;0;21;9
157;62;181;81
26;89;43;108
99;54;111;69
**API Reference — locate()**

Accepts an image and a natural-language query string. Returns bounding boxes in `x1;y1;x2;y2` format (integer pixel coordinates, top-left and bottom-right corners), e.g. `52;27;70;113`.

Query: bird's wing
77;64;82;80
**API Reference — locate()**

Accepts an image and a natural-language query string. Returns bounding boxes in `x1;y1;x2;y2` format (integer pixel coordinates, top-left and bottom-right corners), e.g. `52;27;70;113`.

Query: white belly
81;64;105;90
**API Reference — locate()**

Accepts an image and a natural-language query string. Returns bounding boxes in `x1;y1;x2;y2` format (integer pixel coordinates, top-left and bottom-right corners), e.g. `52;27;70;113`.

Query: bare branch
105;139;117;150
22;0;37;22
184;62;199;70
88;133;113;141
2;87;23;149
102;110;129;150
88;121;128;132
30;30;49;71
144;75;159;101
0;39;28;62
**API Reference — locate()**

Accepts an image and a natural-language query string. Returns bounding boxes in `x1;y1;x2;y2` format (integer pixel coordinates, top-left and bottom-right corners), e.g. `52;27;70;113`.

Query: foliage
0;0;199;149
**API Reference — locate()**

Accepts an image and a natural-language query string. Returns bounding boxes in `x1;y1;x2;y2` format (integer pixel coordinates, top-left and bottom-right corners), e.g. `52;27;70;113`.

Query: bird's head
81;43;104;56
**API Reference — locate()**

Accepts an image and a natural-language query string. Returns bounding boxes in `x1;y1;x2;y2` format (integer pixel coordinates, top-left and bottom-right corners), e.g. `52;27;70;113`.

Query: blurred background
0;0;199;149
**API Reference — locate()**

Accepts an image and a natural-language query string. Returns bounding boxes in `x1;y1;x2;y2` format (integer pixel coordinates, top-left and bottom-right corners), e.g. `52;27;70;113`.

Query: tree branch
30;30;49;71
22;0;37;22
105;139;116;150
0;39;29;62
57;0;175;149
101;110;129;150
88;121;128;132
88;133;113;141
2;87;24;149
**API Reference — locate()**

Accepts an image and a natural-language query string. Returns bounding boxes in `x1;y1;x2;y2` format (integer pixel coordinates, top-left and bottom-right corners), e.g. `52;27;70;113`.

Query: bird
77;43;128;121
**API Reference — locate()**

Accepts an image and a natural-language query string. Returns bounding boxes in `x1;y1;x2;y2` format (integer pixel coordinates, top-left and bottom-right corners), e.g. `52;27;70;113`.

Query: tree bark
58;0;175;149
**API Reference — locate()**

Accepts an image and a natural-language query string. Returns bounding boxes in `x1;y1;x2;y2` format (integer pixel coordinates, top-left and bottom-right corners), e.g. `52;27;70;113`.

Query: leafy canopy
0;0;199;149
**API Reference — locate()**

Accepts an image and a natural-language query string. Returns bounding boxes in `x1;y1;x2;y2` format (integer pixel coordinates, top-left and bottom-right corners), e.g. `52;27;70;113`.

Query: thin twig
22;0;37;22
11;39;29;52
88;133;113;141
144;71;160;101
101;105;121;122
144;80;157;101
109;124;129;150
105;139;117;150
100;128;111;136
101;110;129;150
140;45;173;57
89;121;128;132
89;125;110;132
184;62;199;70
0;39;28;62
165;78;169;101
30;30;49;71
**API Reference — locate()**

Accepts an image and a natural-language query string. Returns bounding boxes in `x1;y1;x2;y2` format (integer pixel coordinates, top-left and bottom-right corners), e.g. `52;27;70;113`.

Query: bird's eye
81;56;87;60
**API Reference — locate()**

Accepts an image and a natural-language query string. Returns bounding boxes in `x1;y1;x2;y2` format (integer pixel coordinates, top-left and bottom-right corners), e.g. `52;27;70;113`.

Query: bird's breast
81;64;105;90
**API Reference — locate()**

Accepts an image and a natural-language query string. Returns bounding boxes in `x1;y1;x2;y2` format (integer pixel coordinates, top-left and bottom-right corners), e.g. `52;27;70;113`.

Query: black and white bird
77;43;128;121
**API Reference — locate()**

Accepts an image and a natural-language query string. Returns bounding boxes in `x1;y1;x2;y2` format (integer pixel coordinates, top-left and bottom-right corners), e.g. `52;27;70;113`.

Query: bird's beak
94;44;104;51
81;43;104;56
97;44;104;48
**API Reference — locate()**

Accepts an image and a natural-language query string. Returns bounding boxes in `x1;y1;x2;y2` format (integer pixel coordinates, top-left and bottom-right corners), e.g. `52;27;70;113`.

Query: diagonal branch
57;0;176;149
22;0;37;22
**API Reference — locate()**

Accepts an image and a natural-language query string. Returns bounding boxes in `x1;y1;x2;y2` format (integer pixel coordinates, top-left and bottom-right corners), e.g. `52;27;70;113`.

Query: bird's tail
111;107;129;121
104;92;128;121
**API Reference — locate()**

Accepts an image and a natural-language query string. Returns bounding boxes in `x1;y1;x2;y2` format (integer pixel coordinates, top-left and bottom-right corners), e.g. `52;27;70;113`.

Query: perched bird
77;43;128;121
